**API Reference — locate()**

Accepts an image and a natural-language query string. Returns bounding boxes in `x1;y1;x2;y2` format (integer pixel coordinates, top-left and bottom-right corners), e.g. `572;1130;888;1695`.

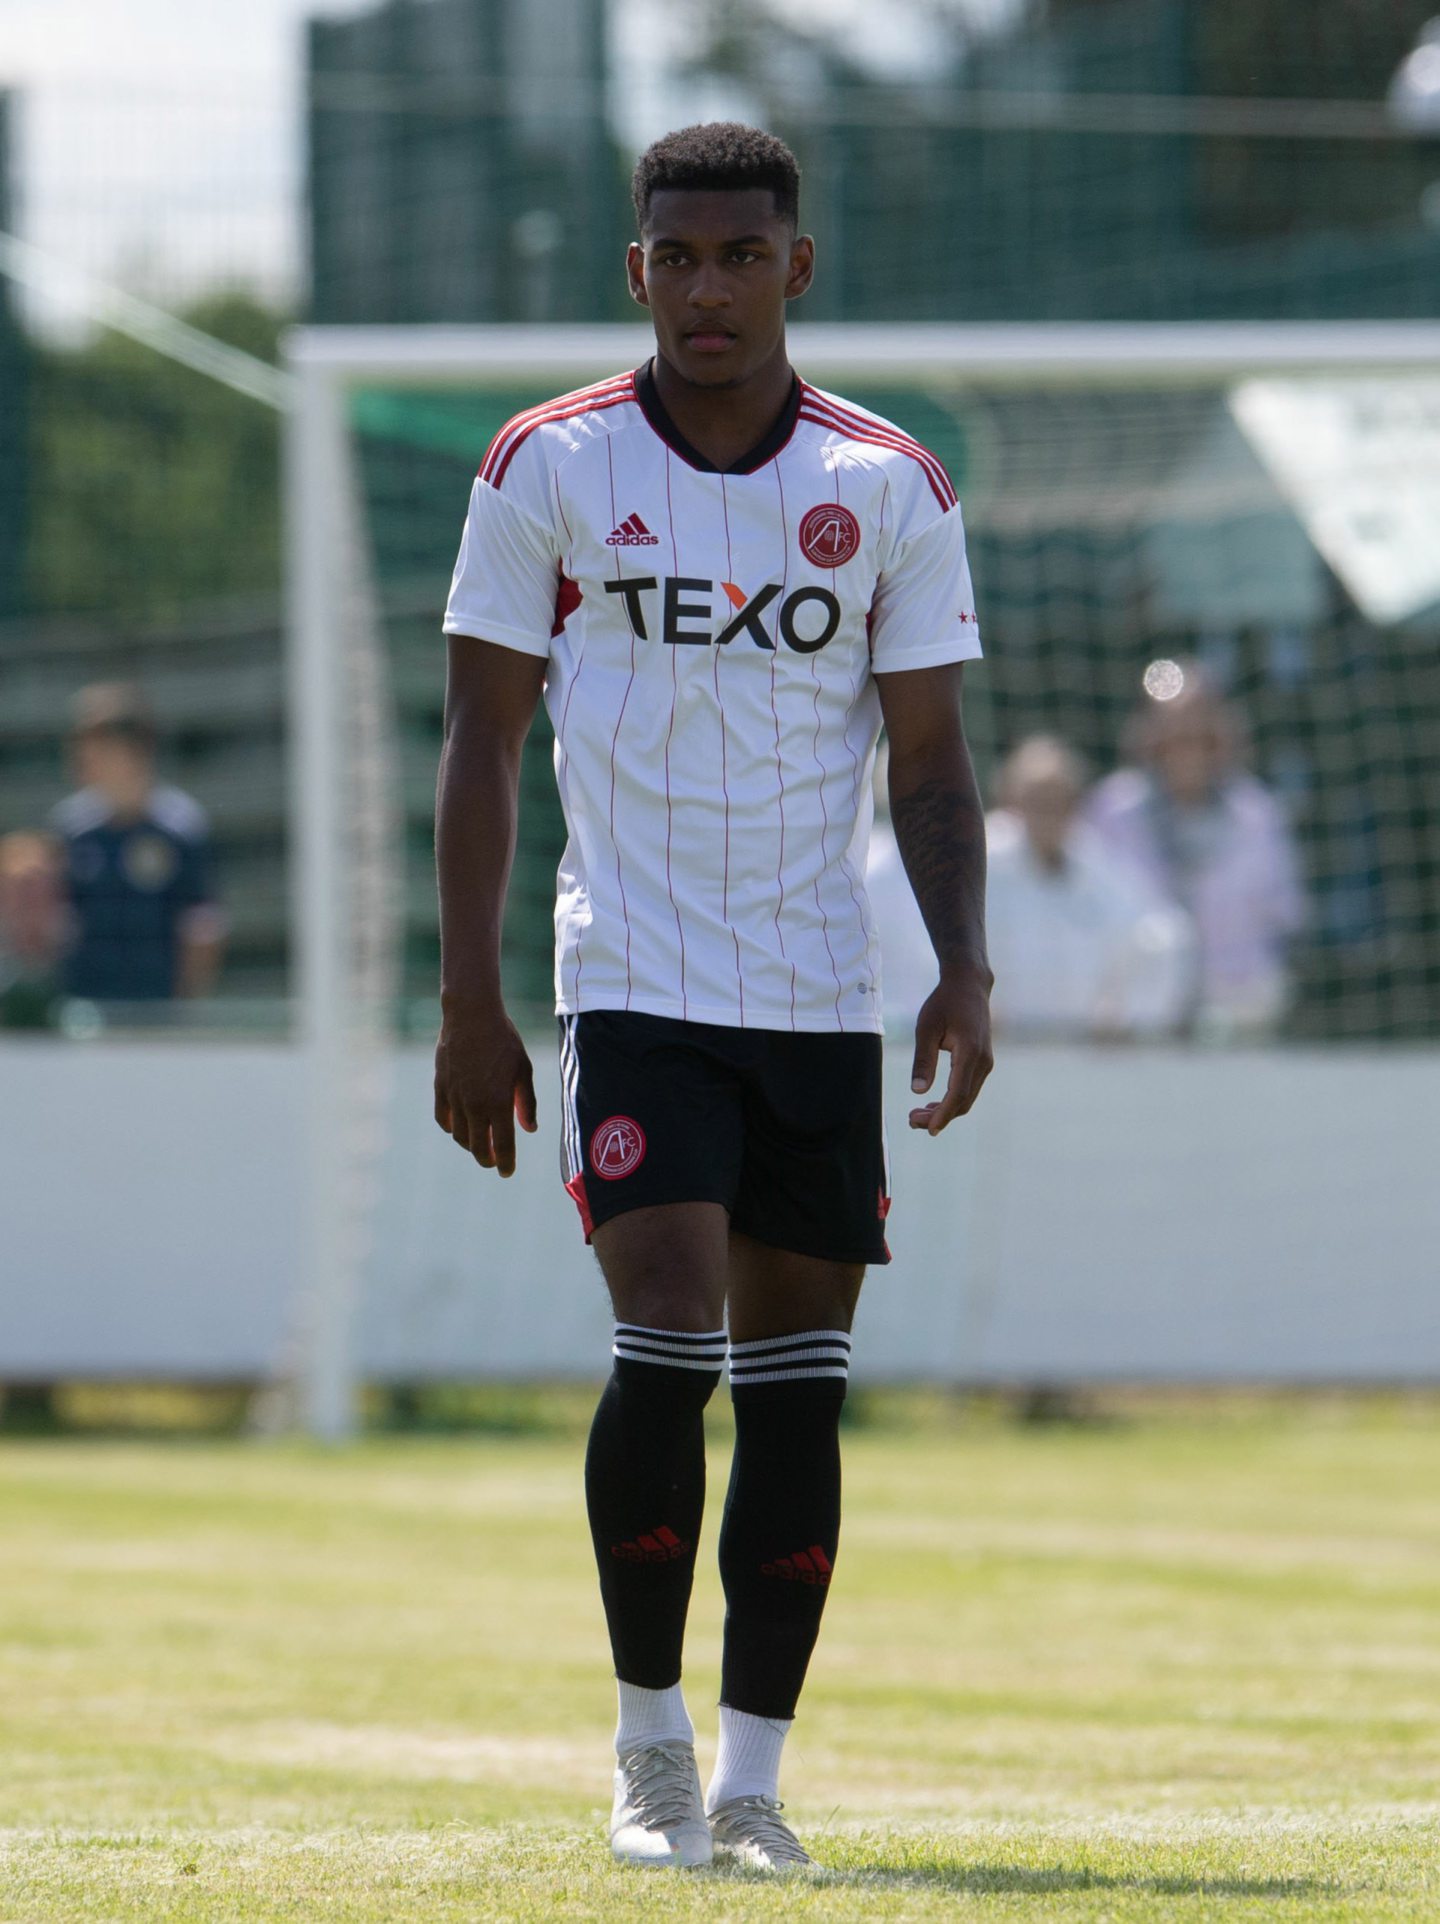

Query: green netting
355;374;1440;1043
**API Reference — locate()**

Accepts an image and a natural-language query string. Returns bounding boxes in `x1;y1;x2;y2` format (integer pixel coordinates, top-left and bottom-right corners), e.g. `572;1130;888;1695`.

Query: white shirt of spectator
979;810;1193;1038
444;369;982;1033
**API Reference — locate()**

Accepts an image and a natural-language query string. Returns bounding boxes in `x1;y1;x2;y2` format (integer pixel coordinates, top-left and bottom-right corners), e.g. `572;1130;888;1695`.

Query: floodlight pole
284;353;357;1441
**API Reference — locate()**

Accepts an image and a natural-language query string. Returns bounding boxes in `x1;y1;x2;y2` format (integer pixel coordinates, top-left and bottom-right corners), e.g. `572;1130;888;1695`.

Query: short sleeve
868;501;983;674
443;471;562;659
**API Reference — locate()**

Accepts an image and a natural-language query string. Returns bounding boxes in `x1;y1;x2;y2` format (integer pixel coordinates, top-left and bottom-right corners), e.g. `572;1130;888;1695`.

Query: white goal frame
282;319;1439;1437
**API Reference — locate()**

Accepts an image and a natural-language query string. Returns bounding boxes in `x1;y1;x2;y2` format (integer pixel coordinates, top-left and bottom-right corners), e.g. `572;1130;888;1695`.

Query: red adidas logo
611;1524;689;1563
606;513;660;547
761;1544;833;1585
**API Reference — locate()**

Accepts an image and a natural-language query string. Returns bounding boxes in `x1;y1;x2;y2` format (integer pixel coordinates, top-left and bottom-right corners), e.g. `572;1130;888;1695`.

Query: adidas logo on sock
760;1544;833;1585
611;1524;689;1563
605;512;660;547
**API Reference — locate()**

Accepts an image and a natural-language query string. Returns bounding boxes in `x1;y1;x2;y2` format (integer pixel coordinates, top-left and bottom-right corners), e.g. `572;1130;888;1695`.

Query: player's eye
658;252;691;268
729;250;760;264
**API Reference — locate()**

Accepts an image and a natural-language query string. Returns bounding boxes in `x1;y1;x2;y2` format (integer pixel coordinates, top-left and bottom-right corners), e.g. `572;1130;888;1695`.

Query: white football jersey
444;363;982;1033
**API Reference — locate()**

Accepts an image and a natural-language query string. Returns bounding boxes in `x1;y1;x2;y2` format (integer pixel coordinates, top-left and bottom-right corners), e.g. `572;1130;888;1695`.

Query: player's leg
588;1203;728;1745
705;1241;861;1868
704;1030;887;1870
560;1013;743;1867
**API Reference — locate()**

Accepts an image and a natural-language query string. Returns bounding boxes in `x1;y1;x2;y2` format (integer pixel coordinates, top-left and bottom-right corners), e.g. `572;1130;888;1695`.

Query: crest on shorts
799;503;861;568
590;1115;647;1180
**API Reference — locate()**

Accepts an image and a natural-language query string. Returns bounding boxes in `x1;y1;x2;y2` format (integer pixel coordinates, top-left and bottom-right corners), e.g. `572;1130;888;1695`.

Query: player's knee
595;1211;728;1331
609;1279;725;1335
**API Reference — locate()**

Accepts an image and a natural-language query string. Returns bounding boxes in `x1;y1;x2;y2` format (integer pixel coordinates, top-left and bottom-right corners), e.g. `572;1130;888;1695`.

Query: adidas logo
606;513;660;547
761;1544;833;1585
611;1524;689;1563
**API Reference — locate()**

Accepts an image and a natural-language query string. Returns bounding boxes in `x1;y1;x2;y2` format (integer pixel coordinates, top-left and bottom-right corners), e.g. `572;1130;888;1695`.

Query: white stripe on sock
728;1328;852;1388
613;1325;726;1371
728;1329;852;1355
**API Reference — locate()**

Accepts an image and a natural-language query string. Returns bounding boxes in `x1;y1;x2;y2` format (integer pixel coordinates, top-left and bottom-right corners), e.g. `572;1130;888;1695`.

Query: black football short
558;1011;891;1266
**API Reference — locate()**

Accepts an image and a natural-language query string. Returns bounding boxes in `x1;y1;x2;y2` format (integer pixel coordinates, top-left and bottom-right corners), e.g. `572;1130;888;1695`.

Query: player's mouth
684;327;737;353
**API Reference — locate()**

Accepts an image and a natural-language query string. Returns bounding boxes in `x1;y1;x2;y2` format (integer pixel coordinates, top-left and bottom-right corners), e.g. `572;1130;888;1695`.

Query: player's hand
909;965;993;1134
434;998;538;1177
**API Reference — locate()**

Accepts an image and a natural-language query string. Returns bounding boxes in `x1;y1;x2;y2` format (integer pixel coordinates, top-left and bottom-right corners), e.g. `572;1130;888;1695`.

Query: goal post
282;320;1440;1436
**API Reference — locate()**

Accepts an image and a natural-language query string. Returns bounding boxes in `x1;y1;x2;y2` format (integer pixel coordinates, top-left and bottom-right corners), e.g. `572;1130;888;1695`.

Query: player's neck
649;345;796;472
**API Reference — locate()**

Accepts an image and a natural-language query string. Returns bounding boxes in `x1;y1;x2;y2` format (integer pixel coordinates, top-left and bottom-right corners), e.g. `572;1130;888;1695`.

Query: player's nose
687;267;732;308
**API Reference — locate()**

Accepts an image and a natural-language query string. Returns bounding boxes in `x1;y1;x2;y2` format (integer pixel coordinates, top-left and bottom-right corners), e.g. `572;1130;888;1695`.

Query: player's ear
626;241;650;308
785;234;815;302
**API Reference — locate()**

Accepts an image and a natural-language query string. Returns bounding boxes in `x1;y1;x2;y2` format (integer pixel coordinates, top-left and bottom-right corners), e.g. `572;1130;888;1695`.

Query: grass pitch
1;1397;1438;1920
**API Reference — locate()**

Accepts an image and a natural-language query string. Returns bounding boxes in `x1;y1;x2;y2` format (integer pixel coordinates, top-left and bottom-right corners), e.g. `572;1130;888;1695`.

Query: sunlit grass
2;1399;1438;1918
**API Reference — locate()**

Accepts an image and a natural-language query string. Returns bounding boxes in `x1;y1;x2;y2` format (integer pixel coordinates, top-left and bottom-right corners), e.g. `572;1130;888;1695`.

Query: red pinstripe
552;467;586;1004
716;474;744;1023
662;449;688;1018
771;456;797;1029
604;435;637;1006
809;446;846;1027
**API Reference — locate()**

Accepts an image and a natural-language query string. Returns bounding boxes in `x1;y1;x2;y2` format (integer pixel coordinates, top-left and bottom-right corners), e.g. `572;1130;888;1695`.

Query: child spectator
52;683;225;1004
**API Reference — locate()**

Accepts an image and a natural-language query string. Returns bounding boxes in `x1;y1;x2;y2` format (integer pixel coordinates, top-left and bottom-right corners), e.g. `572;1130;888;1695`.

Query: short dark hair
631;123;800;234
69;680;157;754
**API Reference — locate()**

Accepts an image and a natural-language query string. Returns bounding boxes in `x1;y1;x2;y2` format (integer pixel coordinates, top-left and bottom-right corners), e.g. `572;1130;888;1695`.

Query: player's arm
434;634;547;1175
875;661;993;1133
174;833;226;999
176;917;224;999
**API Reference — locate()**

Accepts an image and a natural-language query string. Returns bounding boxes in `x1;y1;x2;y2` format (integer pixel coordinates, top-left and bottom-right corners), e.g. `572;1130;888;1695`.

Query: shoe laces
618;1741;700;1831
714;1794;809;1862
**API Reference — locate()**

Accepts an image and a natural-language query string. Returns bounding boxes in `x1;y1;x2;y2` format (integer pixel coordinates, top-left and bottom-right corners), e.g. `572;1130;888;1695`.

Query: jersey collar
634;359;801;475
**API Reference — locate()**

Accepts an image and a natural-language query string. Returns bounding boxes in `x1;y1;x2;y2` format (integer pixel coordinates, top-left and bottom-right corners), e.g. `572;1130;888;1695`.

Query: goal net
283;322;1440;1428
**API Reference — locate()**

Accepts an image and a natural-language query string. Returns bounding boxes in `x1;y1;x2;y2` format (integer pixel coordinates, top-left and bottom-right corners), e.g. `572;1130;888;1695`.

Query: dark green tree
25;291;284;622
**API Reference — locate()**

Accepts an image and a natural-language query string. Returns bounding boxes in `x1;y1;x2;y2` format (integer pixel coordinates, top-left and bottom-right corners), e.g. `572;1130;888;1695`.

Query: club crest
590;1115;647;1179
799;503;861;568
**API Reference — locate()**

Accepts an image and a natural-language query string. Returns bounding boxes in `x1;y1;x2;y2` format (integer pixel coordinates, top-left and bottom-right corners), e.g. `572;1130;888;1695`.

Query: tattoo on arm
889;772;990;974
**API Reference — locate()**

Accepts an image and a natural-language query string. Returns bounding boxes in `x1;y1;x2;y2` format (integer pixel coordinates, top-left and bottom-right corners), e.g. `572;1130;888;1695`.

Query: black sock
585;1323;725;1690
718;1329;851;1720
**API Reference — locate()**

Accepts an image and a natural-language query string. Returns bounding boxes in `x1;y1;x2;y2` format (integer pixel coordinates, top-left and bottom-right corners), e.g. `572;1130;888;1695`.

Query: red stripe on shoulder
799;407;954;512
487;389;637;491
479;373;636;484
479;373;634;481
478;374;629;475
798;389;957;509
799;394;957;508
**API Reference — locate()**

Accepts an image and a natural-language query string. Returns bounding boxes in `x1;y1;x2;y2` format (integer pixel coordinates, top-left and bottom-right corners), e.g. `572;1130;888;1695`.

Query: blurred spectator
983;737;1192;1040
1084;659;1305;1038
867;735;1190;1040
52;683;225;1004
0;832;66;1030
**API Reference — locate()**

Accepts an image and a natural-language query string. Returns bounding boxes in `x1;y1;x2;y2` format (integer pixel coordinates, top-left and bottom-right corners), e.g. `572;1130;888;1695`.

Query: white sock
705;1705;792;1809
615;1679;694;1754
